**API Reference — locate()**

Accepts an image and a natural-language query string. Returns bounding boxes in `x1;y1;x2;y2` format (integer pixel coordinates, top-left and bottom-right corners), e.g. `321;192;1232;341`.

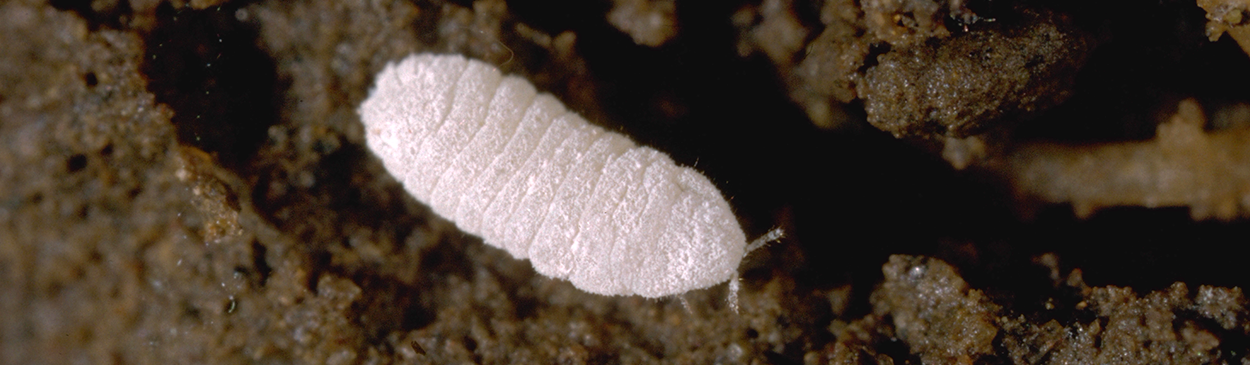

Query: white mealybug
359;53;778;308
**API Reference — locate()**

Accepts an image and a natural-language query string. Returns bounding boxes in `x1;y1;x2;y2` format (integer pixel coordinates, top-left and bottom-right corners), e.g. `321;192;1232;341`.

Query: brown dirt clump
871;255;999;364
785;0;872;128
860;9;1092;137
998;273;1245;365
809;255;1250;365
0;4;193;363
736;1;1093;137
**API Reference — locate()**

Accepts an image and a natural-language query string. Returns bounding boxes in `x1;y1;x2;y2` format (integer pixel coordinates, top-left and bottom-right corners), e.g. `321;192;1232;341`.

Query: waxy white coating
359;53;748;298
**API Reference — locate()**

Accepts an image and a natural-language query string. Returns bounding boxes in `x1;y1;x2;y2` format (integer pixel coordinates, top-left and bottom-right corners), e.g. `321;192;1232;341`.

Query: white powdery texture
358;53;747;298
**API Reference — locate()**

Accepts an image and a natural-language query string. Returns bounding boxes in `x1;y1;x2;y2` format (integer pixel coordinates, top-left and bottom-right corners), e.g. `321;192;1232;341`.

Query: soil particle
860;8;1093;137
871;255;999;364
790;0;872;128
737;1;1093;136
860;0;952;48
0;4;191;363
1199;0;1250;56
607;0;677;47
808;256;1250;365
1000;279;1242;365
734;0;870;129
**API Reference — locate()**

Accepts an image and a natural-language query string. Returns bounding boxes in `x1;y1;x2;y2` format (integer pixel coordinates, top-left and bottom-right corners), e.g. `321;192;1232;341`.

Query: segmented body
359;53;747;298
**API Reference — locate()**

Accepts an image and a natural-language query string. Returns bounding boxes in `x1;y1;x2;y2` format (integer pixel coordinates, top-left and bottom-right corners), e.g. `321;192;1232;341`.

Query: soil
3;0;1250;364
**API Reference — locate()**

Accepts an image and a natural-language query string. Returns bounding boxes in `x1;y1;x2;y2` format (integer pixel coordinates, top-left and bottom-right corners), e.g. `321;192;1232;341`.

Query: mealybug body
360;53;762;300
